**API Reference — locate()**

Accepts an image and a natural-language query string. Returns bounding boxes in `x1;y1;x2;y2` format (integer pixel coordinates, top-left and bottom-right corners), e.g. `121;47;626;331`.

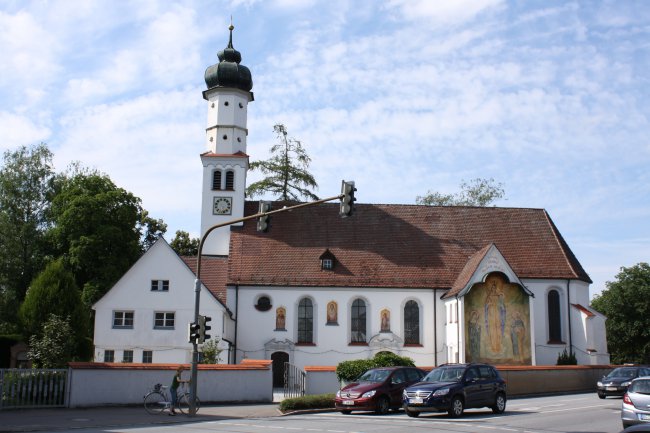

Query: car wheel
375;396;390;415
405;407;420;417
492;392;506;414
448;396;464;418
340;410;352;415
597;391;605;399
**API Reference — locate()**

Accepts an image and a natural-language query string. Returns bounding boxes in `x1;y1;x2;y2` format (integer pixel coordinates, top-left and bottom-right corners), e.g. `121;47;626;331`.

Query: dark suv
335;366;426;414
402;363;507;418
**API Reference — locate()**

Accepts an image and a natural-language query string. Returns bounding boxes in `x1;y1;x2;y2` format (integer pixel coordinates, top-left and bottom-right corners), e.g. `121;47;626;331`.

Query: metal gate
283;362;305;399
0;369;68;409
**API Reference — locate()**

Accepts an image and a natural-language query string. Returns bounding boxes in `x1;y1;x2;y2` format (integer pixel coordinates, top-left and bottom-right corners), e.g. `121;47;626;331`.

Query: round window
255;296;272;312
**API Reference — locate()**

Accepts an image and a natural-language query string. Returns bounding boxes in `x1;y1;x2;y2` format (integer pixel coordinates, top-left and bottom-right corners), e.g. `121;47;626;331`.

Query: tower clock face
213;197;232;215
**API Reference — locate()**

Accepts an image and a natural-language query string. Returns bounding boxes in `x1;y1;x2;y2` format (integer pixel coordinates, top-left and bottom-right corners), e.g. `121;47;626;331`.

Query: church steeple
200;25;253;256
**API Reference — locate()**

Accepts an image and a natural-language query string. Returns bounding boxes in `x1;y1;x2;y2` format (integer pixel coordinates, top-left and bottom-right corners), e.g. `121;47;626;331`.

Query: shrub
556;348;577;365
335;352;415;383
279;393;335;412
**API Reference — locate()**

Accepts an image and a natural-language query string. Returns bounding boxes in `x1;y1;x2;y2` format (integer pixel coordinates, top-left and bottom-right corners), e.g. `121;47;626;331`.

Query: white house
92;26;609;381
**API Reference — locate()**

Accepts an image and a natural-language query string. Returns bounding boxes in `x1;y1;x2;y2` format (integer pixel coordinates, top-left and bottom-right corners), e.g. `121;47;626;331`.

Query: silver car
622;377;650;429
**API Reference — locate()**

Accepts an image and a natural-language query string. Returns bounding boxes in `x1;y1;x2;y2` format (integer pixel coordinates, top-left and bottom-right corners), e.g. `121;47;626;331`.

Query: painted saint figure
510;311;526;362
484;280;506;354
380;309;390;332
276;307;286;330
326;301;337;324
468;309;481;360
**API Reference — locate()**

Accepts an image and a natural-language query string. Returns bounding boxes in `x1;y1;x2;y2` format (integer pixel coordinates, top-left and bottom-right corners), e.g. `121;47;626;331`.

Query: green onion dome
204;25;253;92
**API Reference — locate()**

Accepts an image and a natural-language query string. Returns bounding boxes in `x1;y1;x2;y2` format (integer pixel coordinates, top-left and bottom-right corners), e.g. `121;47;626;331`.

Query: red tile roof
226;202;591;290
181;255;229;304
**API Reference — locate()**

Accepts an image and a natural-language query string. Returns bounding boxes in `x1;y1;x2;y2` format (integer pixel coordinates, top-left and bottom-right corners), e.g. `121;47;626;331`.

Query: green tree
27;314;76;368
591;262;650;364
416;178;505;206
246;124;319;201
170;230;199;256
19;258;88;359
200;338;223;364
0;143;55;331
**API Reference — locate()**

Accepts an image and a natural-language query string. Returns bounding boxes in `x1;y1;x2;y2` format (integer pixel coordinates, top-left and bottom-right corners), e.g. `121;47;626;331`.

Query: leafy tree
19;258;88;359
591;262;650;364
200;338;223;364
0;143;55;330
246;124;319;201
416;178;505;207
139;210;167;251
170;230;199;256
27;314;76;368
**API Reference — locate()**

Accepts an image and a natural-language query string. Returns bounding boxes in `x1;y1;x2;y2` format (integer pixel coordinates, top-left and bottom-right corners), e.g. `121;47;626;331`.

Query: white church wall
234;286;444;370
93;240;228;364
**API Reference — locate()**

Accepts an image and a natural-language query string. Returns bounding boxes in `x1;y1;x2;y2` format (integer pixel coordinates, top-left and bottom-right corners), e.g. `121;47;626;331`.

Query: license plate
640;414;650;420
606;387;618;391
410;397;423;404
342;400;354;406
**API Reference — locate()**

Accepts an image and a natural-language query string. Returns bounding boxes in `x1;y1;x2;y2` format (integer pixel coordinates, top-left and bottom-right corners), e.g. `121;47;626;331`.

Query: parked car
335;366;426;414
402;363;507;418
621;425;650;433
598;366;650;399
621;377;650;429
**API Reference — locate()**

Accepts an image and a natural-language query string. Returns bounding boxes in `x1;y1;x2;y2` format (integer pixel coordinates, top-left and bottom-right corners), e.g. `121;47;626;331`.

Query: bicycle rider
169;365;189;415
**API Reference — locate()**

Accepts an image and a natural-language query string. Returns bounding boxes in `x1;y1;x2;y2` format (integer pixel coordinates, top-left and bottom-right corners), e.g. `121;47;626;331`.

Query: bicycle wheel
178;393;200;414
144;391;167;415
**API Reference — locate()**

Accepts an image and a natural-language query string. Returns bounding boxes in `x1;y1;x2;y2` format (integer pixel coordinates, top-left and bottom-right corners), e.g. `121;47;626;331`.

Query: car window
405;368;423;382
391;369;406;384
608;368;637;378
630;379;650;394
358;369;390;382
478;366;496;379
423;366;464;382
465;367;479;381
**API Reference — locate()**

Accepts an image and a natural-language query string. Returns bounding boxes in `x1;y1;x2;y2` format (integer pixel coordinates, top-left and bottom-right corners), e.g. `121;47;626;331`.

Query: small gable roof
227;202;591;289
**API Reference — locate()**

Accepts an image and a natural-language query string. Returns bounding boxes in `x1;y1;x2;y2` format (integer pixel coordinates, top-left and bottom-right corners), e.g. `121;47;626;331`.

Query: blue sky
1;0;649;299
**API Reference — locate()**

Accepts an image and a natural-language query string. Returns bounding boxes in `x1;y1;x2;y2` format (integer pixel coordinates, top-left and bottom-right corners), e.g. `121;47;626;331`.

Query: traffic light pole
188;191;349;416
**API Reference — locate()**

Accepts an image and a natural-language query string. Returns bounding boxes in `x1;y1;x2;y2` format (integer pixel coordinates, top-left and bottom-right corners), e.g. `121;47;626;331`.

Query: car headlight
597;382;602;387
403;390;408;398
622;381;631;387
336;390;341;398
362;390;376;398
433;388;450;397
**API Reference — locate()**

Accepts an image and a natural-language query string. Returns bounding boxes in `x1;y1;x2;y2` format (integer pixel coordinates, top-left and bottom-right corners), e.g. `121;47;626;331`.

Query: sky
1;0;649;300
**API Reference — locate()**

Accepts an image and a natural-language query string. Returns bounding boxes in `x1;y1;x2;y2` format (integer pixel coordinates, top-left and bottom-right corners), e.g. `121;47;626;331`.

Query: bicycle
143;383;201;415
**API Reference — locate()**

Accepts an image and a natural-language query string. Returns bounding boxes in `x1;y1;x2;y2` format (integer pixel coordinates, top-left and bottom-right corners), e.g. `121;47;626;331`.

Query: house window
404;300;420;344
151;280;169;292
113;311;134;329
212;170;222;190
321;259;333;270
548;289;562;343
225;170;235;190
351;299;367;343
297;298;313;344
142;350;153;363
104;350;114;362
154;312;175;329
122;350;133;363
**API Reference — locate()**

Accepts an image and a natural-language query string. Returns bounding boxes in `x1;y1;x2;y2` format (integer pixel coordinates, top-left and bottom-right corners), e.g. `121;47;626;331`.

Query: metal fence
283;363;306;399
0;369;68;409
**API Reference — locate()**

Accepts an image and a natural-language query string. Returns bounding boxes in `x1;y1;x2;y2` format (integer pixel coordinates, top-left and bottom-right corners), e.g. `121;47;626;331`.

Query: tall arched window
351;299;367;343
212;170;222;190
548;289;562;343
225;170;235;190
297;298;313;344
404;300;420;344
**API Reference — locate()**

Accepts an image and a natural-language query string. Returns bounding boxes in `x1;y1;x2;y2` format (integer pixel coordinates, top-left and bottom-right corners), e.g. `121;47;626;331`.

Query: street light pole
187;192;349;416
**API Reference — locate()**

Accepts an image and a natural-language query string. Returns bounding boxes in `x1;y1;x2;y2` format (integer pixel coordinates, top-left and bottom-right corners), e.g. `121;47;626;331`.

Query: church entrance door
271;351;289;388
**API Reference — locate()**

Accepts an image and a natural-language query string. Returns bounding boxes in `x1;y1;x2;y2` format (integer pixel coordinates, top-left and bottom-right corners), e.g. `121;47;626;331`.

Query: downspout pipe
567;279;573;355
433;288;437;366
234;284;239;364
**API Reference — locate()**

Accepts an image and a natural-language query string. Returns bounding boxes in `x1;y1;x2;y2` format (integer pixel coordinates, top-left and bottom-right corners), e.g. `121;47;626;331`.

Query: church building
92;28;609;376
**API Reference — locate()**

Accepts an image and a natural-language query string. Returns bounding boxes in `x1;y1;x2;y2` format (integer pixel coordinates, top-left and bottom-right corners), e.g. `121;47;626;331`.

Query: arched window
548;289;562;343
351;299;367;343
225;170;235;190
212;170;222;190
297;298;313;344
404;300;420;344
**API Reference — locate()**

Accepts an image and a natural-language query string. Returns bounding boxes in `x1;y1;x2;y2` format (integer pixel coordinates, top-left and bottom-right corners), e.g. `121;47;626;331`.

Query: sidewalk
0;403;283;432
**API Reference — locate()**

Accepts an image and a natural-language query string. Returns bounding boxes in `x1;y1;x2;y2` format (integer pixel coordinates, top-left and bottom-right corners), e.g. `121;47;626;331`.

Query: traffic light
339;180;356;217
198;315;212;344
188;321;200;344
257;200;271;232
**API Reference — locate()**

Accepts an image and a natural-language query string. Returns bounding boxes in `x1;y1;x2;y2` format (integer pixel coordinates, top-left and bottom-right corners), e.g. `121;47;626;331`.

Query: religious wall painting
463;272;531;365
275;307;286;331
326;301;338;325
380;308;390;332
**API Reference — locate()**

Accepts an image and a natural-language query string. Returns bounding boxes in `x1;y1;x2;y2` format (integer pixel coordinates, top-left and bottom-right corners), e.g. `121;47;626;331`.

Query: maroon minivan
335;366;426;414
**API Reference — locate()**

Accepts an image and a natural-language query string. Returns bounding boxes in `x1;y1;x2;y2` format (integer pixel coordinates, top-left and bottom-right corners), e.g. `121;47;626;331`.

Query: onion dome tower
200;25;253;256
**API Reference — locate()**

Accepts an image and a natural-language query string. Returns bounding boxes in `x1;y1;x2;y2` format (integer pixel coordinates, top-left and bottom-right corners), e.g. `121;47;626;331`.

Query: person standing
170;365;188;415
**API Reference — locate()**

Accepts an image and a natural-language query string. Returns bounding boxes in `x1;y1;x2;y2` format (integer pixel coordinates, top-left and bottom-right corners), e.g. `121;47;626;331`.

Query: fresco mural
464;272;531;365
